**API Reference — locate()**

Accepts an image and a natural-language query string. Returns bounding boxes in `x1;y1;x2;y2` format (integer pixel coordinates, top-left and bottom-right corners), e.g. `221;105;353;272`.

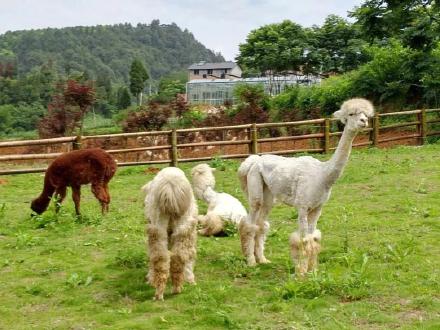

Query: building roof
188;61;238;70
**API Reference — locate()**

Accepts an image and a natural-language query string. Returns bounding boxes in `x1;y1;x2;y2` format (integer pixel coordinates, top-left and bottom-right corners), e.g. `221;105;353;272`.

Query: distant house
188;61;242;81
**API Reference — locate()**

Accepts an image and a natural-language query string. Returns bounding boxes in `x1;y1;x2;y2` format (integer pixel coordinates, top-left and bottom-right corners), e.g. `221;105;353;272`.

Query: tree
351;0;440;51
129;59;149;105
116;86;132;110
38;80;95;137
237;20;311;93
310;15;368;75
233;84;270;124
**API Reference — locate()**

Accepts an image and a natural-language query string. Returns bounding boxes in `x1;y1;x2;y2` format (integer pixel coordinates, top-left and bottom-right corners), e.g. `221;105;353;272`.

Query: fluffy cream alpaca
238;98;374;275
191;163;268;238
142;167;198;300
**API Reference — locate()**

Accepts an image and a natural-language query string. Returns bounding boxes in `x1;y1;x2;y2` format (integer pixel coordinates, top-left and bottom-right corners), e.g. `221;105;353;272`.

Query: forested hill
0;20;224;81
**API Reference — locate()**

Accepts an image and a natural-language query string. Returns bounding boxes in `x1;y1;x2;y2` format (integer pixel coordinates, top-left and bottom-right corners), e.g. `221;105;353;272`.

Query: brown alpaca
31;148;117;215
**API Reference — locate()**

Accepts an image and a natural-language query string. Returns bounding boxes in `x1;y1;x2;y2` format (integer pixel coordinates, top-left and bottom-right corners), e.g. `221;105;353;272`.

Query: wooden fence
1;108;439;176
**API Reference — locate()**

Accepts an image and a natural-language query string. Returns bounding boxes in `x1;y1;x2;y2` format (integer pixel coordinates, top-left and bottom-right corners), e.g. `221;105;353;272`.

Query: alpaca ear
333;110;347;124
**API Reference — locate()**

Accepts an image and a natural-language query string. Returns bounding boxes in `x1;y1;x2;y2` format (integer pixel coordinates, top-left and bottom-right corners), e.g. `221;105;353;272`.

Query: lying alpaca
191;163;268;238
238;98;374;275
143;167;198;301
31;148;117;215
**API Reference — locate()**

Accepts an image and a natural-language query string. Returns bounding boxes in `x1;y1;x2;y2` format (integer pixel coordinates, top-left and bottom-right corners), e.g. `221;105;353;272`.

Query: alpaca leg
255;188;273;264
54;186;67;213
170;217;197;294
238;218;259;266
255;221;270;264
198;213;224;236
243;166;264;266
71;185;81;216
289;208;309;276
306;207;322;272
147;224;170;301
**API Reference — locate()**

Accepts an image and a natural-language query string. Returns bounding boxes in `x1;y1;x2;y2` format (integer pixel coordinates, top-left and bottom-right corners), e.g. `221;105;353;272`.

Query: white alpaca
142;167;198;300
238;98;374;275
191;163;270;238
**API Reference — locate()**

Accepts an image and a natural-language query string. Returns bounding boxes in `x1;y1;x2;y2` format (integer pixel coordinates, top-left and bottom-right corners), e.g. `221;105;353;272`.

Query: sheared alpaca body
31;148;117;215
191;163;268;238
143;167;198;300
238;98;374;275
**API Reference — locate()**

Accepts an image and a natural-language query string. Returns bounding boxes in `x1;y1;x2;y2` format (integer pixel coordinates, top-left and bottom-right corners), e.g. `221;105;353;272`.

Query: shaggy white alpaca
238;98;374;275
142;167;198;300
191;163;269;238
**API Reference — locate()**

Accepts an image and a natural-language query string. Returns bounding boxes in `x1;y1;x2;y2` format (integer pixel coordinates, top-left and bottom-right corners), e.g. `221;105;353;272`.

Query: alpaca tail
156;174;193;218
31;174;55;214
237;155;260;194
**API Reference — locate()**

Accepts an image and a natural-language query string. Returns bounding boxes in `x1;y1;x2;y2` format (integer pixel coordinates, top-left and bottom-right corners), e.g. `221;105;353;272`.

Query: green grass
0;145;439;329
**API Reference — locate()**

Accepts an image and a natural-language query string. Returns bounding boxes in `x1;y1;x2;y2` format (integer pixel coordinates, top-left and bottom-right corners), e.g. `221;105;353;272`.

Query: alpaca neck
201;186;217;204
324;127;357;186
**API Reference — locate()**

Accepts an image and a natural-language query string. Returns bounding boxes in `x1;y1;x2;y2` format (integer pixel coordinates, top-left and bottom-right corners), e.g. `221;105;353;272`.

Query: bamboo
418;109;427;145
0;136;76;148
258;133;323;143
322;119;330;154
106;145;172;154
170;129;178;167
82;130;171;140
379;121;420;130
255;118;325;128
73;135;82;150
378;134;419;143
250;123;258;154
379;109;421;117
0;153;62;161
372;113;380;147
260;148;323;155
0;167;47;175
178;124;251;133
177;139;250;148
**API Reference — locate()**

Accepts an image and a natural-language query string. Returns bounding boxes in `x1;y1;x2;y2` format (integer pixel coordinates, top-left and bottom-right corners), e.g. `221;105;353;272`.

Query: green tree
238;20;309;76
311;15;368;74
129;59;149;105
351;0;440;51
116;87;132;110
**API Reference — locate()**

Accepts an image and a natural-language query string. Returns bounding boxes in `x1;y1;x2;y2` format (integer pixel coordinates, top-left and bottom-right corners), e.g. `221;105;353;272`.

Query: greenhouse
186;76;320;105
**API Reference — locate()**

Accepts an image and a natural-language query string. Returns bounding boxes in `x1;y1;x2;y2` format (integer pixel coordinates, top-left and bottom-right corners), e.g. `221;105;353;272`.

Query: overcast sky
0;0;363;60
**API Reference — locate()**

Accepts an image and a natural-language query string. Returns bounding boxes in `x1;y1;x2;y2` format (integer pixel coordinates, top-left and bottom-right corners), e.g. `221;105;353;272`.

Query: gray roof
188;61;238;70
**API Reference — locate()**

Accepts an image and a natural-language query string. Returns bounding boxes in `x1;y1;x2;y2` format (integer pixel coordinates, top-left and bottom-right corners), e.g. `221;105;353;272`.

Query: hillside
0;20;224;81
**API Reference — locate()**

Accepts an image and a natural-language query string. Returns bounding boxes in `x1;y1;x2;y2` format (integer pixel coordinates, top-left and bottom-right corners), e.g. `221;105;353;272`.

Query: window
194;70;199;75
202;74;207;78
207;69;213;74
220;73;225;79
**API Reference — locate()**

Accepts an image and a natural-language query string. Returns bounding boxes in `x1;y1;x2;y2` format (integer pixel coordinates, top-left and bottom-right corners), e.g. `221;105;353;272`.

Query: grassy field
0;144;439;329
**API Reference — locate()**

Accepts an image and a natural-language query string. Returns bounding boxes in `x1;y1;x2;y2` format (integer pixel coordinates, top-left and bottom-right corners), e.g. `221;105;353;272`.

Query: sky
0;0;363;61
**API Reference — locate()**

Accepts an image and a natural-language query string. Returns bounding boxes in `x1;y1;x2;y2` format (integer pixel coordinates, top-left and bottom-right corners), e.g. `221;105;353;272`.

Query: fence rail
1;108;440;175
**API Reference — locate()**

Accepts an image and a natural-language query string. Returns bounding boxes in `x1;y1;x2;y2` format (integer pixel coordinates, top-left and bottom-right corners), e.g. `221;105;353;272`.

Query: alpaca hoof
153;294;164;301
246;257;257;267
258;257;271;264
172;287;182;294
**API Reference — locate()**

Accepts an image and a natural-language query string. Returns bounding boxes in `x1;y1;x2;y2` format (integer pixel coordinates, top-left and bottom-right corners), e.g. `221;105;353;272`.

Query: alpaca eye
349;113;354;116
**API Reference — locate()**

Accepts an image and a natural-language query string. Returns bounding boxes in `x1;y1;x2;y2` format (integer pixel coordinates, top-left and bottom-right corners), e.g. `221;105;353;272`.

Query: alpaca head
30;196;49;215
191;163;216;200
333;98;374;132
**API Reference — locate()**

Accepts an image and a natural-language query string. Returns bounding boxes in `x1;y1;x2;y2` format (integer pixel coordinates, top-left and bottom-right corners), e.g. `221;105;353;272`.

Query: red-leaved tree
38;80;95;138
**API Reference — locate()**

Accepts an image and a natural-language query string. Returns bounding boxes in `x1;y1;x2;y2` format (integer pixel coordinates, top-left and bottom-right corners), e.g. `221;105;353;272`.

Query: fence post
72;135;82;150
418;109;427;145
371;113;379;147
249;123;258;154
322;119;330;154
170;128;178;167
